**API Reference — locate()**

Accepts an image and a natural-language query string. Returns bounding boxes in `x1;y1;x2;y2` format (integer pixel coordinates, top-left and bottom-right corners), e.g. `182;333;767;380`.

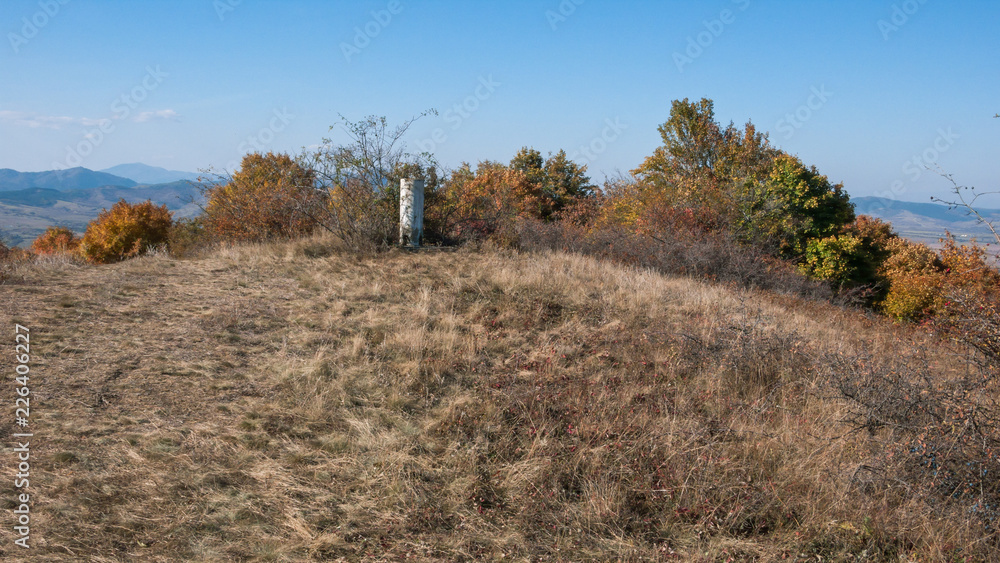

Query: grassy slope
0;240;988;561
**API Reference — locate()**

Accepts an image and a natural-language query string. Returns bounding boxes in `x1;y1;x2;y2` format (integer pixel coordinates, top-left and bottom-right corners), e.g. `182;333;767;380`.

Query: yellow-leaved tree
203;152;319;242
79;200;172;264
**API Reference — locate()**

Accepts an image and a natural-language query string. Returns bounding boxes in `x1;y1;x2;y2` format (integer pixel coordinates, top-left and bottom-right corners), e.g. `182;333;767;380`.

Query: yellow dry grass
0;235;991;561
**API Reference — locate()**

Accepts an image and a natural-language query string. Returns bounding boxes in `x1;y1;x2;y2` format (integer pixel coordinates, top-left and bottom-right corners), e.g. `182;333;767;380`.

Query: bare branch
929;169;1000;248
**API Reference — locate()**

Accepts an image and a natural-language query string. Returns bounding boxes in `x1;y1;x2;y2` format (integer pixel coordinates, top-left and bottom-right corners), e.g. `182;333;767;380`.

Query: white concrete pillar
399;178;424;247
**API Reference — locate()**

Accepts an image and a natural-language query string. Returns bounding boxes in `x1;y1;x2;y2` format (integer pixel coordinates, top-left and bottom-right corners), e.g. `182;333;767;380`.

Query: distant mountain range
99;163;201;185
0;167;137;192
0;165;206;247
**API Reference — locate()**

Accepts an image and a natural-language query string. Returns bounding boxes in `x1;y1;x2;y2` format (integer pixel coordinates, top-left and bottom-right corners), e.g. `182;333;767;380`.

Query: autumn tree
509;147;546;189
509;147;594;220
79;199;172;264
633;98;727;211
758;154;855;257
203;152;319;243
629;97;855;267
541;149;594;216
631;98;787;232
435;161;541;247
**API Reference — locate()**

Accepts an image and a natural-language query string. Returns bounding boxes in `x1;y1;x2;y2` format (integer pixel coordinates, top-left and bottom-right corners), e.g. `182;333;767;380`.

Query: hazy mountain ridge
100;163;201;185
0;167;137;191
0;181;203;209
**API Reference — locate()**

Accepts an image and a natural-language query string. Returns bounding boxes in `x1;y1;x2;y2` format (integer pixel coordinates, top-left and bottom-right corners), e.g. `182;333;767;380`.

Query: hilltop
0;238;993;561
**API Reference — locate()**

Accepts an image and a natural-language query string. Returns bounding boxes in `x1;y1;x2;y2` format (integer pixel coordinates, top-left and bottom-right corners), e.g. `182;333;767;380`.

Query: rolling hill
0;239;993;560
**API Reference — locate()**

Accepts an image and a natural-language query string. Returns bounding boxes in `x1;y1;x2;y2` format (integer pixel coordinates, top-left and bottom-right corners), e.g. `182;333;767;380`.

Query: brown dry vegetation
0;236;994;561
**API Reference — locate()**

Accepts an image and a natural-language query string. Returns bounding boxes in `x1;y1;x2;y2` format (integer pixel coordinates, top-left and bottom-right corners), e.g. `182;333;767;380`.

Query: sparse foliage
303;112;435;251
0;239;34;282
932;172;1000;248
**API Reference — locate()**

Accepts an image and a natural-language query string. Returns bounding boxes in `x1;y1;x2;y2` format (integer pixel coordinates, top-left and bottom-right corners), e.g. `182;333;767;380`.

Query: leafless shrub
827;346;1000;538
518;218;831;300
299;113;436;253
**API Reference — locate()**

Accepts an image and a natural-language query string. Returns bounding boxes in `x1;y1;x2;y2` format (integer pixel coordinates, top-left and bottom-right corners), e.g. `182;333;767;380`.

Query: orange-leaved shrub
434;161;543;247
878;236;1000;322
31;226;81;255
204;152;319;243
932;238;1000;362
937;236;1000;295
426;150;594;247
579;173;724;245
878;238;945;321
80;199;173;264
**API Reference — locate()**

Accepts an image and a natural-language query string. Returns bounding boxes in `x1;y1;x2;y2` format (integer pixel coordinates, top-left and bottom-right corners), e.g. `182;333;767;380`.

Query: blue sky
1;0;997;203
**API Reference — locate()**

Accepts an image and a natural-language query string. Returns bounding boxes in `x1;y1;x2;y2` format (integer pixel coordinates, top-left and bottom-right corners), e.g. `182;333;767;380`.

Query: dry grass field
0;237;993;561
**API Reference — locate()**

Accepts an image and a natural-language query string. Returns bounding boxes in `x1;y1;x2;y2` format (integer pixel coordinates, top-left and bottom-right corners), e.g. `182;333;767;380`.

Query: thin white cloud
134;109;180;123
0;110;108;129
